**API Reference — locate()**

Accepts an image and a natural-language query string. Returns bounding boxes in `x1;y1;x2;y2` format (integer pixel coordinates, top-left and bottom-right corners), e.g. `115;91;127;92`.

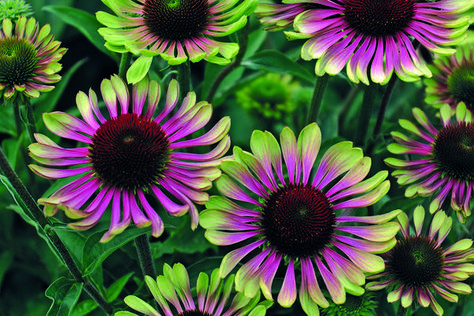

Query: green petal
401;290;413;308
387;143;411;154
397;211;410;234
208;268;222;298
297;123;321;183
123;295;160;316
447;281;472;294
127;56;153;84
429;210;447;236
196;272;209;300
96;11;127;28
300;289;320;316
2;18;13;36
156;275;179;304
439;104;453;124
387;288;402;303
413;205;425;236
446;239;473;253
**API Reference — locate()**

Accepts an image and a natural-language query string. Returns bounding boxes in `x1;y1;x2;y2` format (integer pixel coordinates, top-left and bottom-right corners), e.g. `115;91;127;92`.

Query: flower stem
0;148;113;314
306;73;330;125
24;97;37;143
177;60;192;99
366;75;398;156
355;83;378;147
134;234;157;278
206;19;249;102
118;52;131;79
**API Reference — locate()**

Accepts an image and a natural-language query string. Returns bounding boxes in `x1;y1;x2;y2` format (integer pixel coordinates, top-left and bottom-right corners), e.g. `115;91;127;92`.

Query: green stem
177;61;192;99
306;74;330;125
13;101;22;138
24;97;37;143
355;83;377;147
118;52;131;79
206;19;249;102
135;234;157;278
12;100;34;175
373;76;397;139
0;148;113;314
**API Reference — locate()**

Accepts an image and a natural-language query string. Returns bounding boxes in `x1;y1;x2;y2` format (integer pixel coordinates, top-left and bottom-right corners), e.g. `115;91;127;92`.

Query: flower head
200;123;400;313
29;75;230;242
386;102;474;221
0;16;66;102
285;0;471;85
0;0;32;21
97;0;257;83
116;263;272;316
367;206;474;316
425;44;474;109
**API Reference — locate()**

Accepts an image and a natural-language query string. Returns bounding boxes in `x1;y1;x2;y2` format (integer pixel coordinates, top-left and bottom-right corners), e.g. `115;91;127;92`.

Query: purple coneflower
0;16;66;102
200;123;400;313
367;205;474;316
117;263;272;316
29;75;230;242
284;0;471;85
425;44;474;109
97;0;256;83
386;102;474;221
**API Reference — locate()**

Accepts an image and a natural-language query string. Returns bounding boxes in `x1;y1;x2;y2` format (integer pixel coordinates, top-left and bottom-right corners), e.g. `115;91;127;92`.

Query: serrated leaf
105;272;134;303
241;50;315;83
42;6;118;62
45;277;83;316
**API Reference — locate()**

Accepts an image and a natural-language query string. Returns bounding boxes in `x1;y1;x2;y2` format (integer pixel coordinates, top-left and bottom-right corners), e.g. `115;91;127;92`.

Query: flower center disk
433;122;474;181
262;183;335;258
143;0;209;41
387;236;444;287
343;0;415;37
0;37;38;85
447;66;474;108
89;113;170;190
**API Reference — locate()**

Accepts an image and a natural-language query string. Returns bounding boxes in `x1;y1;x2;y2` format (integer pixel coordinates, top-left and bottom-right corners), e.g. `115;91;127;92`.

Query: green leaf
105;272;134;303
70;300;97;316
151;217;215;259
45;277;83;316
0;174;36;227
82;228;147;276
241;50;315;83
42;6;118;62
